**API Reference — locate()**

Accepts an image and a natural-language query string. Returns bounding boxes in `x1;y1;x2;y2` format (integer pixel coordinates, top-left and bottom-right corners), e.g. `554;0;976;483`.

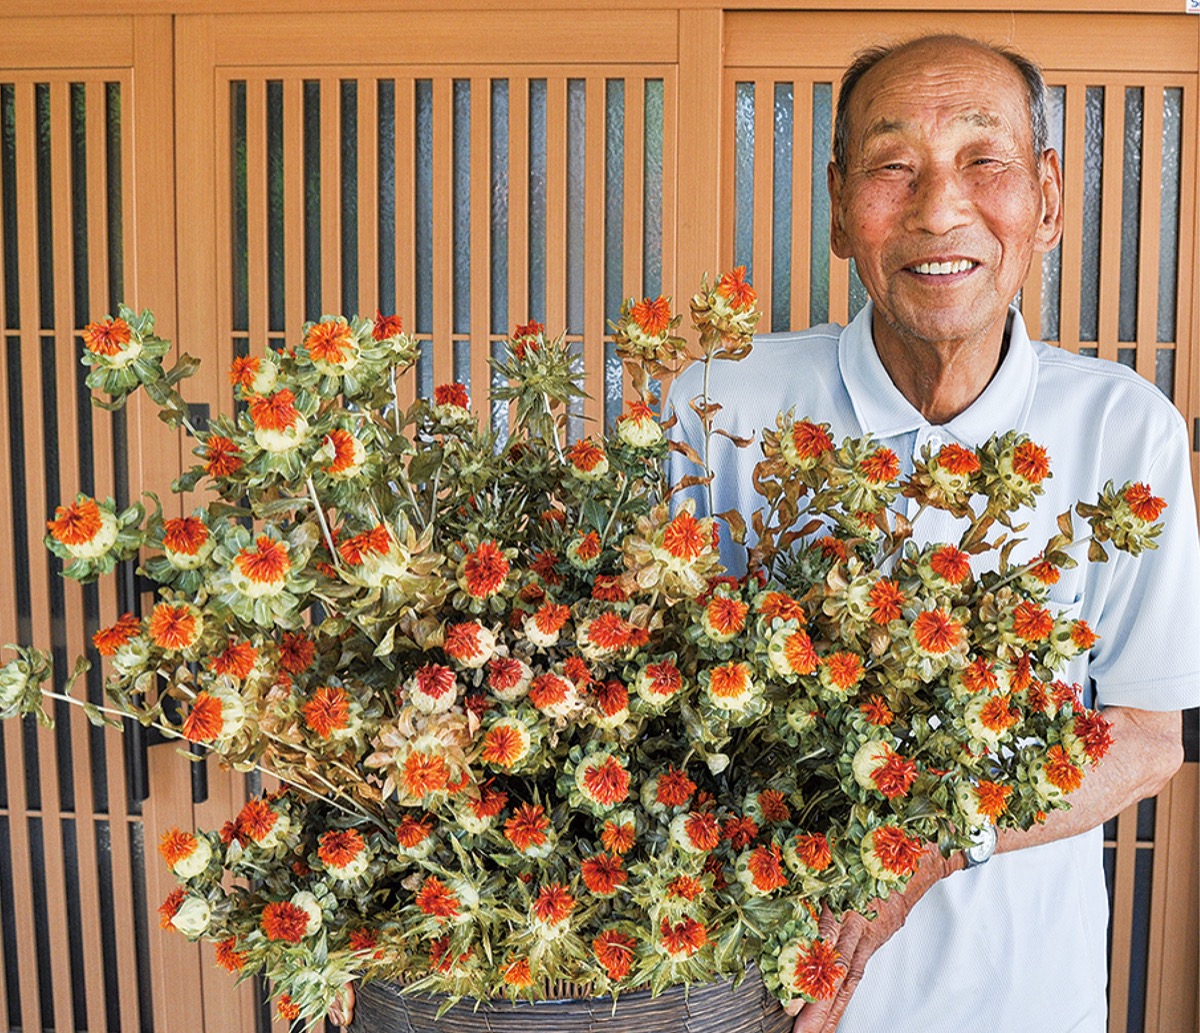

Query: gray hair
832;35;1049;172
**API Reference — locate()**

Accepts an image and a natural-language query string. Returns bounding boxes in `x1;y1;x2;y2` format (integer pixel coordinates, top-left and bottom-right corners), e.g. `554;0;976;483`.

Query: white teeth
912;259;974;275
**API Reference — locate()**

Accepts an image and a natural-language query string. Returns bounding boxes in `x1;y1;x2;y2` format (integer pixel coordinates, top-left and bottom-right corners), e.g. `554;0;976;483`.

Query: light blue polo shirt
668;302;1200;1032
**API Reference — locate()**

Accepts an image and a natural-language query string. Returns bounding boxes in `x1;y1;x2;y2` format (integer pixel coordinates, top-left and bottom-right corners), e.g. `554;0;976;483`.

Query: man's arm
788;705;1185;1033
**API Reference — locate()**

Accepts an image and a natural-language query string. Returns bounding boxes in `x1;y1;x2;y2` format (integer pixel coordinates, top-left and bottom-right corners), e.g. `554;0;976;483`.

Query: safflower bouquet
0;269;1168;1028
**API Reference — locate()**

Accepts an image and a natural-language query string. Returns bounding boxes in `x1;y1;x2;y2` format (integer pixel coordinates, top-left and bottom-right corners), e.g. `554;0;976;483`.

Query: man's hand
328;983;355;1029
784;845;962;1033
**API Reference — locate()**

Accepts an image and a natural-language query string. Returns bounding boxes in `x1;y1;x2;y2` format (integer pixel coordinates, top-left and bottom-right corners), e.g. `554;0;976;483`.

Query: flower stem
541;393;565;462
306;475;341;567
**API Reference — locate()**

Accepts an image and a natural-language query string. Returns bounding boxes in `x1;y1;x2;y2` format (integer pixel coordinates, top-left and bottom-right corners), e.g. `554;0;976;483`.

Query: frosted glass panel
377;80;396;317
527;79;546;325
490;79;508;336
414;79;433;336
266;80;285;331
849;259;868;320
1041;85;1065;341
1155;347;1174;400
643;79;663;298
604;79;624;326
734;81;754;274
772;82;793;331
341;79;358;315
453;79;470;336
566;79;585;336
1158;88;1181;343
809;83;832;326
304;80;320;321
230;81;248;332
1079;86;1104;342
1118;87;1142;343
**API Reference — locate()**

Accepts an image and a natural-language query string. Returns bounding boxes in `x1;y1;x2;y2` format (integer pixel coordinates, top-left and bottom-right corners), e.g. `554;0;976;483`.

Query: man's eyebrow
861;110;1004;142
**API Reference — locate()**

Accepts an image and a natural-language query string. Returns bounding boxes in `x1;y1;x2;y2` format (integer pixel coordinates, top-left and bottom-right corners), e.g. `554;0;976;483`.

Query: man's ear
1034;148;1064;254
827;162;852;260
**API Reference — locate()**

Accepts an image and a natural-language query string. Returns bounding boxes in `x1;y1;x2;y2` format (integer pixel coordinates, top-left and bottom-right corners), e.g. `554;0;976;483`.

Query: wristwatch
963;822;997;869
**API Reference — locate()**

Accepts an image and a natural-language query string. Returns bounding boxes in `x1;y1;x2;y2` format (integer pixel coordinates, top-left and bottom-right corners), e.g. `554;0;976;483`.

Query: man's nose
904;165;972;236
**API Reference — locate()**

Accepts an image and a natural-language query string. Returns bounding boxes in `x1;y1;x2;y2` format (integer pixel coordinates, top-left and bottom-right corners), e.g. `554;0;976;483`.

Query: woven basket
352;971;792;1033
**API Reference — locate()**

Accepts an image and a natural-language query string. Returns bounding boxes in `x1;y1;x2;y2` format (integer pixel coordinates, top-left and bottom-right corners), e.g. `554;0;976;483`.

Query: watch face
966;823;997;865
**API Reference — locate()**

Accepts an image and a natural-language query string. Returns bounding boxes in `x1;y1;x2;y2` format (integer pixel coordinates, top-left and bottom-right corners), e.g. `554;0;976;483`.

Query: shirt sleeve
1088;417;1200;711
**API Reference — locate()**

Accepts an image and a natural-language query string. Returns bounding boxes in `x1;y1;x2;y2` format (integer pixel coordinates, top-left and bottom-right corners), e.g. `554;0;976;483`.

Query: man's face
829;41;1063;354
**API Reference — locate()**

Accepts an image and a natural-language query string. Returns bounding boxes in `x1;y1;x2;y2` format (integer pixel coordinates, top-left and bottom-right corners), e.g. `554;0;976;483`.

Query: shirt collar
838;301;1039;446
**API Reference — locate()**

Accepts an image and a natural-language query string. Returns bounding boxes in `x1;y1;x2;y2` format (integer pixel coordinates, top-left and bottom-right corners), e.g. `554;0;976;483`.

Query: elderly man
669;33;1198;1033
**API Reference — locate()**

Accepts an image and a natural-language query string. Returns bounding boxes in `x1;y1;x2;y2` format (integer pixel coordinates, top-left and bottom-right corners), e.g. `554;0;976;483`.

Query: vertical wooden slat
790;78;812;333
1096;79;1125;363
1134;82;1163;386
359;74;379;316
1108;803;1139;1033
51;76;110;1033
469;76;491;421
1021;254;1044;343
246;77;268;348
751;76;773;332
431;76;453;387
84;70;141;1033
15;78;76;1033
545;77;566;341
214;72;233;394
393;76;417;409
1058;80;1087;353
720;72;736;275
283;77;304;341
507;74;528;334
320;75;341;315
583;76;605;429
826;78;849;326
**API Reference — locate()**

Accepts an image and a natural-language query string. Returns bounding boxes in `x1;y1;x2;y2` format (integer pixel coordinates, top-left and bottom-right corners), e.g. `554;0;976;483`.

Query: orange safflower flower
716;266;756;309
248;389;300;432
793;940;841;1000
303;685;351;738
866;580;905;625
338;524;391;565
402;751;449;798
261;901;310;943
444;622;487;662
1044;744;1083;793
871;825;923;876
709;662;751;698
683;811;721;851
462;541;509;598
276;995;301;1022
228;355;261;388
758;789;791;823
912;609;962;655
723;815;759;849
149;602;199;650
481;724;527;769
93;612;140;656
936;443;980;475
929;545;971;584
532;602;570;635
822;651;864;690
1073;710;1113;762
503;958;533;988
1011;654;1034;693
705;596;749;636
580;853;626;895
158;887;186;929
779;630;819;676
237;798;279;843
487;656;527;693
1124;482;1166;521
235;536;291;585
214;936;247;972
1027;557;1061;585
1071;620;1098;651
591;574;628;602
601;819;636;855
203;435;243;478
582;756;631;806
871;751;918;799
416;876;460;919
82;317;132;356
47;497;103;547
655;768;696;808
641;659;682;697
278;631;315;674
660;916;708;956
528;673;570;710
470;784;508;819
305;321;354;364
593;679;628;718
163;516;209;555
667;875;705;901
372;312;403;340
181;692;225;742
859;447;899;483
630;295;672;336
587;612;634;651
505;803;550;852
759;591;805;624
322;428;361;475
747;843;788;892
979;695;1019;735
1011;601;1053;641
532;883;574;925
790;421;834;461
793;832;832;871
159;828;198;868
566;439;606;474
395;814;433;848
318;829;365;869
661;511;707;562
211;640;258;680
860;695;894;726
961;657;999;694
1012;441;1049;483
816;536;848;560
593;929;637;981
434;382;469;409
974;781;1013;821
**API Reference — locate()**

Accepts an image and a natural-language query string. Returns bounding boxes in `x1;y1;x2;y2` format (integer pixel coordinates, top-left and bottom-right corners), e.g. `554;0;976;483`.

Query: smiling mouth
908;259;978;275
